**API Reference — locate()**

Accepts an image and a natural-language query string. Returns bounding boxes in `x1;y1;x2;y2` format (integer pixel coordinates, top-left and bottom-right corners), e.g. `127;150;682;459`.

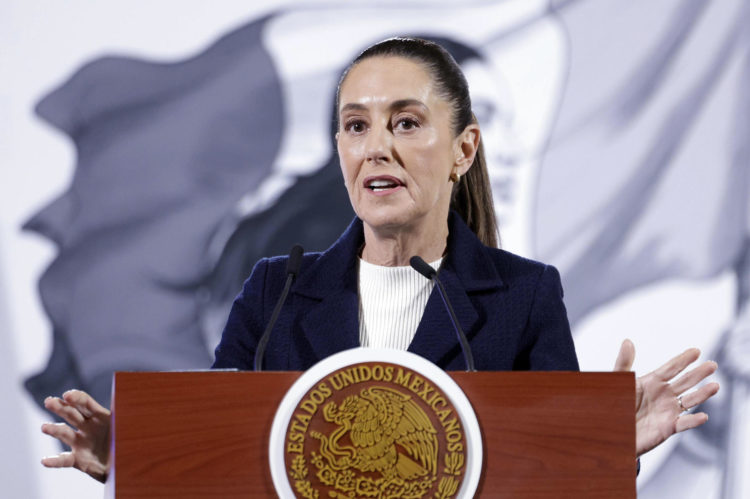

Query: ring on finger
677;395;688;412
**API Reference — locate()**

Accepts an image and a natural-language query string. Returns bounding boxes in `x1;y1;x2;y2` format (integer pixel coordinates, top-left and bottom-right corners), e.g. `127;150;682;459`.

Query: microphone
410;256;476;372
254;244;304;371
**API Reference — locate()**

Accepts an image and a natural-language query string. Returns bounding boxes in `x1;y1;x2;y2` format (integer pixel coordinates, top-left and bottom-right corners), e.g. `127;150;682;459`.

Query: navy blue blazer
213;211;579;371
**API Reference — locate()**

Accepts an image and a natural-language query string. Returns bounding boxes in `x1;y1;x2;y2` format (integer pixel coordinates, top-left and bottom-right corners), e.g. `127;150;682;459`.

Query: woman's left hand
613;339;720;456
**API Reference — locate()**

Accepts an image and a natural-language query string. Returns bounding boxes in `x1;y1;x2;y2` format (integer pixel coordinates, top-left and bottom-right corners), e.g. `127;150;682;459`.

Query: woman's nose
365;125;393;164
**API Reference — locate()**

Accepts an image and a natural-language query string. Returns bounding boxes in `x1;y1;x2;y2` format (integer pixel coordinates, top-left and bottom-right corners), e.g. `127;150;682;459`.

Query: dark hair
336;37;499;248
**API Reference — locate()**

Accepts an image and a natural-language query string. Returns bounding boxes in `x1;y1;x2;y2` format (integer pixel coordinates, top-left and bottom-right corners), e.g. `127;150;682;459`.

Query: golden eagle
312;386;439;481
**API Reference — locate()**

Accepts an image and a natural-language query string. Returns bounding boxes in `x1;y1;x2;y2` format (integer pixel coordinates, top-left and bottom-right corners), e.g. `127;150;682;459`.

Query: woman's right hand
41;390;111;483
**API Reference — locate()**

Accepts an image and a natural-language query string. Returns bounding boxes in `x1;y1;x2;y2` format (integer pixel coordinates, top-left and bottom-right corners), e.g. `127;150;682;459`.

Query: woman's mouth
364;176;405;195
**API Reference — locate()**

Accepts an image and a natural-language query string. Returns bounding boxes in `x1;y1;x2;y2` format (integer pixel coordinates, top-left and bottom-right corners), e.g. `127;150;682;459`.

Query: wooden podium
106;371;635;498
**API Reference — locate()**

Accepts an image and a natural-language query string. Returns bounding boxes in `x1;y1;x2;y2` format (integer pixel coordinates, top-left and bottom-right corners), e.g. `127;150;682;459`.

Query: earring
449;171;460;183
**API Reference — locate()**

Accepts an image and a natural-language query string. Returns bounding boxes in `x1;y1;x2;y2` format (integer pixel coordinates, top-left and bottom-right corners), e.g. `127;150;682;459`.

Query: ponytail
451;128;499;248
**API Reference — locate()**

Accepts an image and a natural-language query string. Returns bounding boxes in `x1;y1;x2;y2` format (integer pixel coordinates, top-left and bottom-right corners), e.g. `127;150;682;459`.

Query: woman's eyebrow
389;99;427;112
340;102;367;113
340;99;428;114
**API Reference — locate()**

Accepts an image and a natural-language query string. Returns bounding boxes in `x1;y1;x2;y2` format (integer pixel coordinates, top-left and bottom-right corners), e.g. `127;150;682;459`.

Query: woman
42;37;719;483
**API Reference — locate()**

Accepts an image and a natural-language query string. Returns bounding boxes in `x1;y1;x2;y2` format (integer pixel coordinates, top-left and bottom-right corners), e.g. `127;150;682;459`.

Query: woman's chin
359;205;417;233
359;204;446;239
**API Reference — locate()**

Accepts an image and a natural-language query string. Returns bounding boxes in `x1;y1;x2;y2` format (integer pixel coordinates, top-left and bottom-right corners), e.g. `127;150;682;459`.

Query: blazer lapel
292;217;363;362
408;211;505;368
296;288;360;361
407;265;480;367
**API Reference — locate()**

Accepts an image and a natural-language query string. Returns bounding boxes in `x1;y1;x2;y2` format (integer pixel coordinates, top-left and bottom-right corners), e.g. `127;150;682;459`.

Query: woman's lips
363;175;405;196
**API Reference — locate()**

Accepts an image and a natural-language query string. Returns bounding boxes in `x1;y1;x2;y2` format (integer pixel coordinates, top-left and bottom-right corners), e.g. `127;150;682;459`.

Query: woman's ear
454;124;481;175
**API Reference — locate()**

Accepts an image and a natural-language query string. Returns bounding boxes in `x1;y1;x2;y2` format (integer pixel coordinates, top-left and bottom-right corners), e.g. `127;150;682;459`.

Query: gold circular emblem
284;361;467;499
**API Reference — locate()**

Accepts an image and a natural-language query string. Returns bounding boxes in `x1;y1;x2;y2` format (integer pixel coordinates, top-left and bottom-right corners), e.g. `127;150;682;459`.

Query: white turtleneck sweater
358;257;443;350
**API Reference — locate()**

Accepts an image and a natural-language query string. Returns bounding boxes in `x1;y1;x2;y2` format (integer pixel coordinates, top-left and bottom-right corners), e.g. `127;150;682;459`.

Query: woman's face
336;56;474;235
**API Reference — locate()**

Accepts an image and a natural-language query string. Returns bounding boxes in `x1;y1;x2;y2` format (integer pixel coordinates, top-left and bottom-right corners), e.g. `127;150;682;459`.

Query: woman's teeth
369;180;398;191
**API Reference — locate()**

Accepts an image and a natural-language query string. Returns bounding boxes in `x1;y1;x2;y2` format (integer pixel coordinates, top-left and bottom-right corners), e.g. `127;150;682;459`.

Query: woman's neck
361;219;449;267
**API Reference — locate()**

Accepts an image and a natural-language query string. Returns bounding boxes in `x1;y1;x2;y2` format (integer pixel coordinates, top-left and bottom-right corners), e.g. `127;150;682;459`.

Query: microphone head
286;244;304;276
410;255;437;279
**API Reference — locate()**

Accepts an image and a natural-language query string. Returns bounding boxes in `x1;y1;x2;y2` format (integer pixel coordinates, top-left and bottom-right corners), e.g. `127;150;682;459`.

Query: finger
671;361;718;394
680;382;720;410
675;412;709;433
44;397;85;428
41;422;77;448
613;339;635;371
41;451;75;468
653;348;700;382
63;390;109;419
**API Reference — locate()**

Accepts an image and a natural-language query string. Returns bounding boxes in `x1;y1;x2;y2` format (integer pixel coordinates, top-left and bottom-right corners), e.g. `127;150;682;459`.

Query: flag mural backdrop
2;1;747;498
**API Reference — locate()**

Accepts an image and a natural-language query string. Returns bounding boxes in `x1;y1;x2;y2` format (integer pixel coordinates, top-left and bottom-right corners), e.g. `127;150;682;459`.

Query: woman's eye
395;118;419;131
344;120;366;133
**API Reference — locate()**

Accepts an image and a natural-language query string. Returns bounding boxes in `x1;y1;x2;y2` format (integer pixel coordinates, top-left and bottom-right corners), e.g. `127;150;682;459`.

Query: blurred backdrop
1;1;747;497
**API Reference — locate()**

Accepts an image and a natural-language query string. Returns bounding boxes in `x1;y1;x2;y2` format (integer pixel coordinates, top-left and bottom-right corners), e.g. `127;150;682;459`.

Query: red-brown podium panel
107;371;635;498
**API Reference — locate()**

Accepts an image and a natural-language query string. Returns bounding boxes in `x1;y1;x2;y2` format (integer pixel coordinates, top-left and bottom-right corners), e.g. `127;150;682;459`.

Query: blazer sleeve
211;258;269;370
517;264;580;371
